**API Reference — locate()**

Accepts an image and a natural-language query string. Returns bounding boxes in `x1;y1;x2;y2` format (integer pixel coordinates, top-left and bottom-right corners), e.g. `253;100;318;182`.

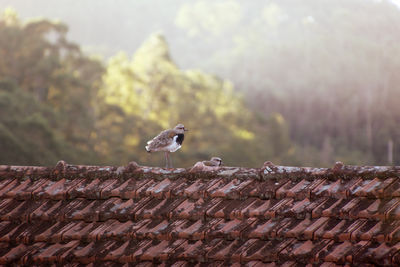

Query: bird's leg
164;152;169;169
169;153;173;169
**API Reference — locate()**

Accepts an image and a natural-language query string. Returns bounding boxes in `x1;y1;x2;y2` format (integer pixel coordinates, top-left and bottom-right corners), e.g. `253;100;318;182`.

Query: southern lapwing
203;157;223;167
145;124;188;168
190;156;223;172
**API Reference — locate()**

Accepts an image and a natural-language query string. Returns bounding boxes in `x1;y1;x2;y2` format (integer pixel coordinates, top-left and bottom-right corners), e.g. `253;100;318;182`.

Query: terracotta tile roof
0;160;400;265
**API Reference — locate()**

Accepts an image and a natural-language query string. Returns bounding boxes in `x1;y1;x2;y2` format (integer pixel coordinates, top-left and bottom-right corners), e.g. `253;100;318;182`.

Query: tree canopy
0;9;293;167
1;2;399;167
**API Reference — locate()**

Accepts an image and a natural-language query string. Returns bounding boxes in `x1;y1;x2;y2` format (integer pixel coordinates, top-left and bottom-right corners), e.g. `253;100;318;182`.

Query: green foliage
0;9;101;165
175;0;400;165
0;81;95;165
0;10;293;167
96;34;291;167
3;2;399;167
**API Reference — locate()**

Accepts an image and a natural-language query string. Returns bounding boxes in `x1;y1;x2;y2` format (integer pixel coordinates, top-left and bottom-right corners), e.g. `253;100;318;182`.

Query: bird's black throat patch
176;134;184;145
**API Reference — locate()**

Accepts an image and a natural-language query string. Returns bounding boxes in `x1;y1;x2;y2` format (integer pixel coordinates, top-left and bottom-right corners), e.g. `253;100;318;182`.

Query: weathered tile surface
0;163;399;265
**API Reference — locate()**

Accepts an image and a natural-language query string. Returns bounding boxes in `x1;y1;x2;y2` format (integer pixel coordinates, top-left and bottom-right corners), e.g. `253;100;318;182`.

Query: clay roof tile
0;162;399;265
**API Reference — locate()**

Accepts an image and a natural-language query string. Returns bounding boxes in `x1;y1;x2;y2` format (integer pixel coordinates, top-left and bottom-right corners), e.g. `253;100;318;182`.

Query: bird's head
210;157;223;166
174;123;188;134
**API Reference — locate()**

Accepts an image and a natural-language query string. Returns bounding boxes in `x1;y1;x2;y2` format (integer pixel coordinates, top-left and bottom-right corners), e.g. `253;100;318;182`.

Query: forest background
1;0;400;168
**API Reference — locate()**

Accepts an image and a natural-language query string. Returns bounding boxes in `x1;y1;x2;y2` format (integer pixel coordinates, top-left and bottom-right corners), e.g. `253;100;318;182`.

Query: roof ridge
0;160;399;181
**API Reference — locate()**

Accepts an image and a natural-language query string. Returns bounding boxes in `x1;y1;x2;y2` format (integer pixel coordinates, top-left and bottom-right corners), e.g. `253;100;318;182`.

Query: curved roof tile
0;161;399;265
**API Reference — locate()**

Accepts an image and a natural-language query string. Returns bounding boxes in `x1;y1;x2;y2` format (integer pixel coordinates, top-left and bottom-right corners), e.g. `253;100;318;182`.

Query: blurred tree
0;8;103;165
175;0;400;166
175;0;242;38
96;33;293;167
6;1;400;167
0;79;94;165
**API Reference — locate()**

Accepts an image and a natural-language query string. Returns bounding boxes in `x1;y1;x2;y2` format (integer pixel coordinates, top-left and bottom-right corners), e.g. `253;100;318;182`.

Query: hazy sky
0;0;270;72
0;0;189;62
1;0;400;73
389;0;400;8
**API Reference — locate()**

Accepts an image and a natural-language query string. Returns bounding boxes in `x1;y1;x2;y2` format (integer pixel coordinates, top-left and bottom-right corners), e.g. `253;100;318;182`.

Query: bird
202;157;223;167
190;156;223;172
145;124;188;168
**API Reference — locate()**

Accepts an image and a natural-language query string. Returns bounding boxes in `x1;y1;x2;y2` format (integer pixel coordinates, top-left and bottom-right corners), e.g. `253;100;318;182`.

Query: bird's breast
176;134;184;145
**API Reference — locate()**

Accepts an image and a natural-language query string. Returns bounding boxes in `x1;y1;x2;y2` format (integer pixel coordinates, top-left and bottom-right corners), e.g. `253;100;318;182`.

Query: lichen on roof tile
0;162;399;265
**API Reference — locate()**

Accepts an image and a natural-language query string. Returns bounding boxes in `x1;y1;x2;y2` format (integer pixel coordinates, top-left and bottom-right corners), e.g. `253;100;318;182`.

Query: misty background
1;0;400;167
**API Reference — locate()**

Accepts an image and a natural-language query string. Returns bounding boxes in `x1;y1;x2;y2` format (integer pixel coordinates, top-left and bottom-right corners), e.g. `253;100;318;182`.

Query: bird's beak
184;129;189;131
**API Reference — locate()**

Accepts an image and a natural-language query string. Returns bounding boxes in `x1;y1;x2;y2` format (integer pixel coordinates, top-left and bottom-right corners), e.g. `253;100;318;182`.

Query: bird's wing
203;160;217;167
146;129;175;150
